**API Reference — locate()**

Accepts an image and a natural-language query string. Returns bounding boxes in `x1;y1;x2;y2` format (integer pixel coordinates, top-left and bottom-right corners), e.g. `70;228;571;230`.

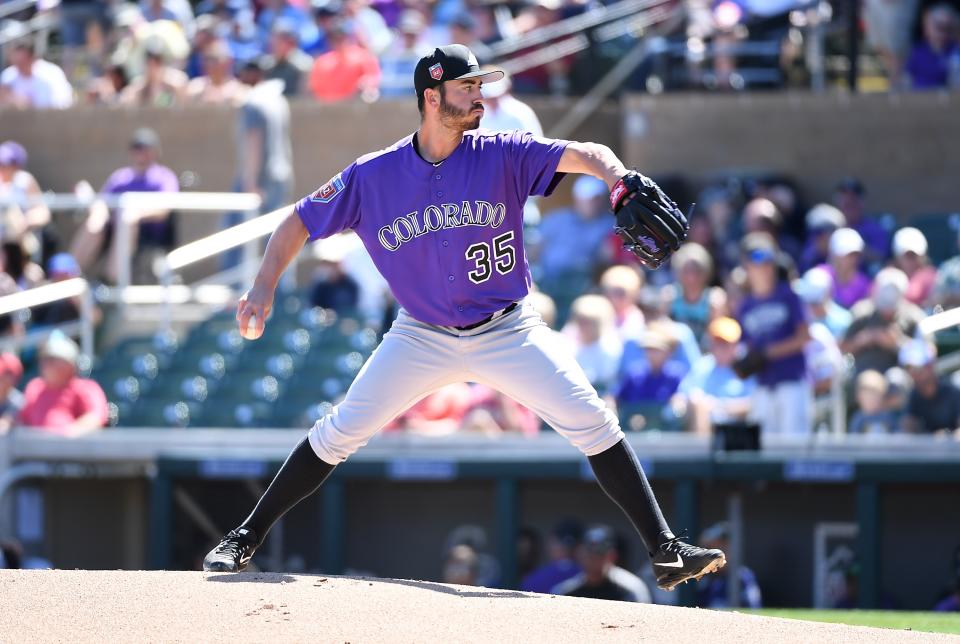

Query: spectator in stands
900;339;960;435
310;255;360;311
59;0;111;82
256;0;314;50
907;4;960;90
842;267;924;375
934;248;960;313
863;0;917;87
111;5;191;81
615;326;685;411
562;295;622;396
0;37;74;109
224;57;292;267
533;175;610;281
665;242;724;341
120;42;189;107
443;543;480;586
186;39;245;104
142;0;196;32
737;233;812;436
304;0;343;56
671;317;754;436
800;203;846;272
19;331;108;435
480;69;543;135
696;522;762;609
516;527;542;581
387;383;473;435
742;198;801;263
308;21;381;102
883;365;912;422
626;291;702;372
84;62;131;104
266;19;314;97
796;266;852;340
460;385;540;436
803;304;844;412
599;265;645;343
527;290;558;331
892;227;937;307
185;14;219;78
824;227;872;309
552;525;651;603
1;237;45;290
521;519;583;593
70;128;180;285
848;370;899;435
0;353;24;435
343;0;394;56
833;178;890;267
32;254;85;326
378;10;430;99
0;141;52;261
142;0;179;23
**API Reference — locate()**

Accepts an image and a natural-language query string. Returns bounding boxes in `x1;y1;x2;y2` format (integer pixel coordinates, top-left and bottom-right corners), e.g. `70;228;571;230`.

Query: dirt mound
0;570;950;643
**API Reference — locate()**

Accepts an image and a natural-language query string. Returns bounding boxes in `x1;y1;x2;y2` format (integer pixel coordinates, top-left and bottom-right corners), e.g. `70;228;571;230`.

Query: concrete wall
622;92;960;216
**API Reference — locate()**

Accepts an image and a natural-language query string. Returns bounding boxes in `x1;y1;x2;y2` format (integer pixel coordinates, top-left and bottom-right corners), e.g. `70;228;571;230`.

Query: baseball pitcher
204;45;725;591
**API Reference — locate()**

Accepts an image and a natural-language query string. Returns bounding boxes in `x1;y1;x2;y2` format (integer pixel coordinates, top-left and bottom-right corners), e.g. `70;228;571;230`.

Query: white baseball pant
308;298;625;464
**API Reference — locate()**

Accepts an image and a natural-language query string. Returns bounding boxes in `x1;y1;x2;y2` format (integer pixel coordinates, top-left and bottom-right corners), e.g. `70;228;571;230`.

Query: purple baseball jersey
295;129;570;327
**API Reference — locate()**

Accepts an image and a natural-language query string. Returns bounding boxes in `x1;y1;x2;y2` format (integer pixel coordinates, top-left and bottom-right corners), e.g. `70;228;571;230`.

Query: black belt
453;302;519;331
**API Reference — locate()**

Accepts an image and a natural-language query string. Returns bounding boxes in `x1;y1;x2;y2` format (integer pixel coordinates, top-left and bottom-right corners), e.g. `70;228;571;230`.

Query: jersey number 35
465;231;516;284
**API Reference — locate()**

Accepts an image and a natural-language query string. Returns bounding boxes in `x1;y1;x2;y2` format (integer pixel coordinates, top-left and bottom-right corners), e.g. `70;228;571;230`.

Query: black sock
588;438;674;555
239;436;336;544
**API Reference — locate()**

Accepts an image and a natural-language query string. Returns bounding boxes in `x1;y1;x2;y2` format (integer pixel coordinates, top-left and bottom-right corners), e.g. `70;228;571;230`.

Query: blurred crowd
1;0;959;110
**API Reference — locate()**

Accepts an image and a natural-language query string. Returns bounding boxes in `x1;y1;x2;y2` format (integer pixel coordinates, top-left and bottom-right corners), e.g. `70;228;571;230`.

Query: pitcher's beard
439;96;482;132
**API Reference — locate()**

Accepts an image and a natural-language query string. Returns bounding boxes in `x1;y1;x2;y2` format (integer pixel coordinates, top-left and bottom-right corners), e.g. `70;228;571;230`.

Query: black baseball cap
130;127;160;149
414;44;504;99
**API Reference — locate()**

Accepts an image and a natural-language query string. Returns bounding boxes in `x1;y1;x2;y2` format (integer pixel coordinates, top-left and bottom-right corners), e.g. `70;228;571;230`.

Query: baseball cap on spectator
806;203;845;232
0;141;27;167
552;518;584;548
414;45;504;102
641;328;673;352
451;12;477;30
899;338;936;369
829;227;864;257
874;267;908;312
114;3;144;28
892;227;929;257
0;353;24;383
130;127;160;150
48;253;81;278
572;175;607;201
741;232;778;263
581;525;615;553
40;331;80;366
707;317;742;344
795;266;834;304
671;242;713;278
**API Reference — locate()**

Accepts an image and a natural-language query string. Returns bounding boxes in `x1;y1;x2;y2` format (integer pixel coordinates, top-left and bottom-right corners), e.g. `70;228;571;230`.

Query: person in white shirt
0;40;74;109
480;68;543;136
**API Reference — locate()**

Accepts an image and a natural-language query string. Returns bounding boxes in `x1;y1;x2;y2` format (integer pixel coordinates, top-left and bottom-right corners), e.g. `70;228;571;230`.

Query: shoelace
217;535;249;559
660;537;707;558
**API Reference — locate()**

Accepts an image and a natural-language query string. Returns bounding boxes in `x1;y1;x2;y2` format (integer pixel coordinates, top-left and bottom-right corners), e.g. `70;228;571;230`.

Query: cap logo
429;63;443;80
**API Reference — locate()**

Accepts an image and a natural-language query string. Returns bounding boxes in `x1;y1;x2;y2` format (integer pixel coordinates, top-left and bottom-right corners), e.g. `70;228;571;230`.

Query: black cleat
651;537;726;591
203;527;259;572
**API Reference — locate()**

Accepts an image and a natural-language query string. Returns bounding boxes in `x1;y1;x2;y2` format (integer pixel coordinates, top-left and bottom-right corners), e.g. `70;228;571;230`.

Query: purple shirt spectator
520;559;581;594
823;264;872;310
615;359;685;404
907;42;960;89
102;163;180;245
737;282;807;387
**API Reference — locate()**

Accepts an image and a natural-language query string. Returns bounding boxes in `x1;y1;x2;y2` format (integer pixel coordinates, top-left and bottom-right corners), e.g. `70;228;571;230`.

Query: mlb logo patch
429;63;443;81
310;173;345;204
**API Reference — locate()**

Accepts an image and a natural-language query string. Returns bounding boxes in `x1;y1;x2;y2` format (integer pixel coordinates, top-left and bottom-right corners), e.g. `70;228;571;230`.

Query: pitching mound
0;570;950;643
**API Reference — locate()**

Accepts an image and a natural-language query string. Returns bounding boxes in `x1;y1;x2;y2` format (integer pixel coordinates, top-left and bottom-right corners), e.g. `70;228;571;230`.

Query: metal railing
0;277;94;357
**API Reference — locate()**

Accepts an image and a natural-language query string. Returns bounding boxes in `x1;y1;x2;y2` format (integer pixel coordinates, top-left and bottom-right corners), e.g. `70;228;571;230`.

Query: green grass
744;609;960;635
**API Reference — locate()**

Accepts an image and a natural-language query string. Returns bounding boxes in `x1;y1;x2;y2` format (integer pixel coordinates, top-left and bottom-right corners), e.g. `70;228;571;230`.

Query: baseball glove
732;347;767;380
609;171;689;269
